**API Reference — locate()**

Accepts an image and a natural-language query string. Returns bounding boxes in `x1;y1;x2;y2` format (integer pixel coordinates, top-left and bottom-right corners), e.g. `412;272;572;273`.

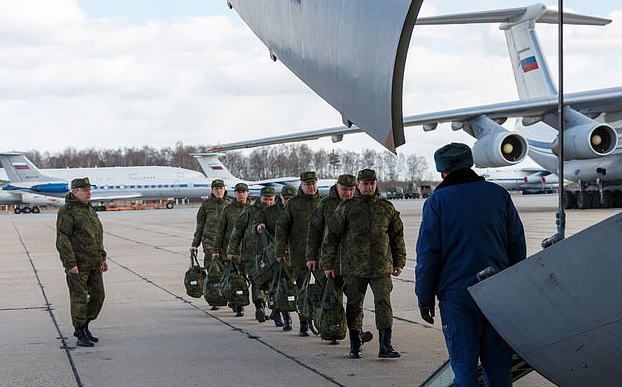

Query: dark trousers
440;295;513;387
343;275;393;330
66;267;105;328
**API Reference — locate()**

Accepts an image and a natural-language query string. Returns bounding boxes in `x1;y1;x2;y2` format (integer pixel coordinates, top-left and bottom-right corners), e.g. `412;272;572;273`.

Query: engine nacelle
21;193;65;207
524;172;547;184
551;123;618;159
472;132;528;168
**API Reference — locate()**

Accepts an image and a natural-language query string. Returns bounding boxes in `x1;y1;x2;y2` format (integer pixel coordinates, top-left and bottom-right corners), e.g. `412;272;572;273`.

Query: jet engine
550;122;618;159
472;132;528;168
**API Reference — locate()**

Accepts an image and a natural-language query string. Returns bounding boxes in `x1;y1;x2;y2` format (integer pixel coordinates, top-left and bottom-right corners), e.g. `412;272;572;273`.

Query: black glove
420;307;435;325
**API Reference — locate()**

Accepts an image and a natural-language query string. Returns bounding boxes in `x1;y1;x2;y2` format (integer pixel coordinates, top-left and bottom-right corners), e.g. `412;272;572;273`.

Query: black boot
210;305;220;311
349;329;362;358
74;327;94;347
254;301;266;323
271;311;284;327
360;330;373;344
378;329;400;358
83;319;99;343
299;320;309;337
282;312;293;331
235;305;245;317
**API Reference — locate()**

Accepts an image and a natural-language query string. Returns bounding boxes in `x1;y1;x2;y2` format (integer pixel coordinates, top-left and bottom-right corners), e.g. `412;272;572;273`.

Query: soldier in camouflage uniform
213;183;249;316
306;174;373;345
227;187;275;322
190;179;231;310
56;178;108;348
322;169;406;358
256;185;296;329
276;172;322;336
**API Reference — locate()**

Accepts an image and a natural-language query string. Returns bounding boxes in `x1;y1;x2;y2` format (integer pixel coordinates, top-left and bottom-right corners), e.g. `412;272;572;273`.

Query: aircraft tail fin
0;152;55;183
191;153;241;183
416;4;611;100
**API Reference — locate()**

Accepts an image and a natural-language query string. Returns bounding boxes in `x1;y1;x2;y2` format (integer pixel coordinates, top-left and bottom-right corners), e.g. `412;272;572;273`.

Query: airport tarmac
1;195;619;387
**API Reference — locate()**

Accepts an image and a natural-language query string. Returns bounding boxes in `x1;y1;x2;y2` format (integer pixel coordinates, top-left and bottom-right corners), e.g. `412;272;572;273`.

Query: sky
1;0;621;170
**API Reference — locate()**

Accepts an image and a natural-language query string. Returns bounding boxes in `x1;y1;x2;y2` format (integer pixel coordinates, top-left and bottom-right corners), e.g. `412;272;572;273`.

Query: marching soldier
56;178;108;348
306;174;373;345
322;169;406;358
213;183;250;316
227;187;276;322
275;172;322;336
190;179;231;310
255;185;296;330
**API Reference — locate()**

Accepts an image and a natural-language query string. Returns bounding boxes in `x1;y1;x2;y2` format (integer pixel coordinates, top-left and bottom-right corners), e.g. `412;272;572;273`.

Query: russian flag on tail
520;56;539;73
13;163;30;171
210;165;223;171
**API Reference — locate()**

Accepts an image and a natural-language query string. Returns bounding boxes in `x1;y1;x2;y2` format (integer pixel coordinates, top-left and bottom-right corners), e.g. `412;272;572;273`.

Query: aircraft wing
91;192;143;201
208;87;622;152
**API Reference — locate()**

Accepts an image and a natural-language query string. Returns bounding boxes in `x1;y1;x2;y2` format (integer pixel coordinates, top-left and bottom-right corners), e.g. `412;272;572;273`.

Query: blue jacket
415;169;526;309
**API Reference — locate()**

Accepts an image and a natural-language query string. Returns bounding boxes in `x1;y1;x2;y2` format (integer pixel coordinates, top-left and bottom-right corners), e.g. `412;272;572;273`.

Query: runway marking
12;221;84;387
107;256;348;387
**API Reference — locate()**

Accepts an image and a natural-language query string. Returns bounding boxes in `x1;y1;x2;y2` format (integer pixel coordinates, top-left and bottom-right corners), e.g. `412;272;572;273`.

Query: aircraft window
158;185;162;188
151;185;156;188
130;185;135;189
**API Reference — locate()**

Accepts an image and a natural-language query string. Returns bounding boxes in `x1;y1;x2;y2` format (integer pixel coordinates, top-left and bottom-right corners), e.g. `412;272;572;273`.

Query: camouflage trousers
293;267;312;324
343;275;393;331
238;261;267;304
66;267;105;328
203;250;220;275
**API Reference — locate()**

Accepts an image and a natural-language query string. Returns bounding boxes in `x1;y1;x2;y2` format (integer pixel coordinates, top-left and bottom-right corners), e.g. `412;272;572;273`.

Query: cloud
0;0;620;173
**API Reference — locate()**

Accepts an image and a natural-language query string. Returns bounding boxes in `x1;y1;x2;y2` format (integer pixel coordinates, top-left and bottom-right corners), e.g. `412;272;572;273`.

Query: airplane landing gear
563;190;575;210
165;201;174;209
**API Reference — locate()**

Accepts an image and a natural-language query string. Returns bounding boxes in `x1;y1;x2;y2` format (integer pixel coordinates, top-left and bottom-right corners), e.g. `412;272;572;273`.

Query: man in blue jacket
415;143;526;387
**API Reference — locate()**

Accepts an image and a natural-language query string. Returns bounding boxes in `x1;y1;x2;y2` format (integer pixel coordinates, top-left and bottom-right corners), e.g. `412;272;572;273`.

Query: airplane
214;4;622;210
475;167;558;194
191;153;337;197
0;190;64;213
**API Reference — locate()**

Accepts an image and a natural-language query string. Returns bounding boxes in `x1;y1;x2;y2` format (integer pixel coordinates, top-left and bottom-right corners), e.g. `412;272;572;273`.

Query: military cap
260;187;275;196
434;142;473;173
280;185;296;198
211;179;225;188
357;169;377;181
337;174;356;187
300;171;318;182
234;182;248;191
71;177;92;190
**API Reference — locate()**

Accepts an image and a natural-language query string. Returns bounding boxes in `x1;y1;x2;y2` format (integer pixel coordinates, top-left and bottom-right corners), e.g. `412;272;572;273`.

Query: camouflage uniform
275;174;322;328
227;200;270;303
56;188;107;330
191;190;231;268
322;173;406;333
213;201;249;260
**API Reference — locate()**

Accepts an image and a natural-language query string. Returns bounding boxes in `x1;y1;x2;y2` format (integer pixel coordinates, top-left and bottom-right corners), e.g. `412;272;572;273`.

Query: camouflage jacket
275;188;321;269
56;193;107;270
322;193;406;277
191;194;231;254
213;201;249;256
306;185;342;269
259;202;283;237
227;201;268;262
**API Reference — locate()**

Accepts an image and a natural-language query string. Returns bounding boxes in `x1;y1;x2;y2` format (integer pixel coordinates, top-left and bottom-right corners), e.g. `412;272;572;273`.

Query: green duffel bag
220;261;250;306
184;251;205;298
312;277;347;341
203;260;227;307
250;231;277;290
297;271;322;324
269;263;298;312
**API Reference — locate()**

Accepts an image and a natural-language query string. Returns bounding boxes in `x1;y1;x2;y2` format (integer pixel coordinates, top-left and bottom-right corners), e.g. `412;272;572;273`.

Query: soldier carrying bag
250;230;277;290
312;277;347;341
268;262;298;312
203;260;227;307
220;261;250;306
184;250;205;298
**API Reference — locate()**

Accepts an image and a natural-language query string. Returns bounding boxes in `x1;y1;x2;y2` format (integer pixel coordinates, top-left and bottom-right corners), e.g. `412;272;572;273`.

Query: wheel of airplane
602;190;614;208
563;190;575;210
22;206;32;214
166;202;174;209
612;190;622;208
32;207;40;214
590;191;601;209
575;191;592;210
14;207;22;214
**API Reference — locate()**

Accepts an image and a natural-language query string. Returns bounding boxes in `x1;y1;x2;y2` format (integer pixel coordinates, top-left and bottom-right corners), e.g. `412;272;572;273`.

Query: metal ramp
420;354;534;387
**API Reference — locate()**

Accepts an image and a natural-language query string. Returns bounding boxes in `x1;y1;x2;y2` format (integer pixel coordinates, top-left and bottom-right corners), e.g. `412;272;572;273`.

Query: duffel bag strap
190;250;201;269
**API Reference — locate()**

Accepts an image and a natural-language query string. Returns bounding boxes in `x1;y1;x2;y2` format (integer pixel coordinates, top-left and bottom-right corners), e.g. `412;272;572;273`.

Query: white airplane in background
476;167;558;194
192;153;336;197
212;4;622;210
